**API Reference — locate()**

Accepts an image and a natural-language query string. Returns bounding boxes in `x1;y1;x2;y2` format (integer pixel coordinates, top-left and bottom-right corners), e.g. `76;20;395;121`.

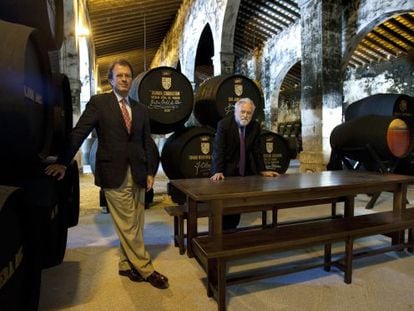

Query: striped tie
120;98;131;133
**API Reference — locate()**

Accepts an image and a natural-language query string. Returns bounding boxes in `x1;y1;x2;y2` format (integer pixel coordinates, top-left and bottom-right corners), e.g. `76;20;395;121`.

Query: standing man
45;59;169;289
210;97;279;230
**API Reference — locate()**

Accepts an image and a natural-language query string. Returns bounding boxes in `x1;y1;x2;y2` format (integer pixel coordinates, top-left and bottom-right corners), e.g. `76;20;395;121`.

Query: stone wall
344;52;414;108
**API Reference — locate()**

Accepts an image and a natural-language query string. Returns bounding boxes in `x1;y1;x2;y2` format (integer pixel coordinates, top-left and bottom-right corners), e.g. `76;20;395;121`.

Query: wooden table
170;170;414;257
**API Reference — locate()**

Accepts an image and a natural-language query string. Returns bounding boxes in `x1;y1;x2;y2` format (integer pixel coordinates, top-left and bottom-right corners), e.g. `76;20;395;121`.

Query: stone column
60;0;83;168
220;52;235;74
298;0;343;172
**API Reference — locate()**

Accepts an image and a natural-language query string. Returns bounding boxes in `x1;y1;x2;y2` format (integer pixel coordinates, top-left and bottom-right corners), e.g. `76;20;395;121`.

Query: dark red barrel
0;186;42;311
330;115;413;162
194;74;264;128
0;0;64;50
161;127;215;179
0;20;53;169
129;66;194;134
259;131;291;173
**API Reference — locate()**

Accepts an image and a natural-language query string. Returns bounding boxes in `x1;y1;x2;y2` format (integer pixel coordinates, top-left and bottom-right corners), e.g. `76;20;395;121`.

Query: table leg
186;198;197;258
344;196;355;218
210;200;223;237
392;183;407;245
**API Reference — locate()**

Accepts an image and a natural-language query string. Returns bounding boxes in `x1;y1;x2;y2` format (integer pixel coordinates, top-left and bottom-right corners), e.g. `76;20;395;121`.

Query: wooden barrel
330;115;413;163
0;20;53;169
129;66;193;134
345;93;414;122
194;74;264;128
19;169;68;269
58;160;79;228
259;131;291;173
0;186;41;311
161;127;215;180
48;73;73;156
0;0;64;50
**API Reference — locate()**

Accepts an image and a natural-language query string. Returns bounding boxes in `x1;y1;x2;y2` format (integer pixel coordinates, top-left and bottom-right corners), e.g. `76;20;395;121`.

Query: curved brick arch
342;0;414;69
180;1;226;83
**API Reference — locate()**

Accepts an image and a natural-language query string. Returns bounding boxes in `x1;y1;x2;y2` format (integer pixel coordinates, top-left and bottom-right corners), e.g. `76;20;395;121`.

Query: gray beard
239;119;250;127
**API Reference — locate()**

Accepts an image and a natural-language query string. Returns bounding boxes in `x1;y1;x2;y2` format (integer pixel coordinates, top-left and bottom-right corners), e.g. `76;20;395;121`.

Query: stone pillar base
299;151;327;172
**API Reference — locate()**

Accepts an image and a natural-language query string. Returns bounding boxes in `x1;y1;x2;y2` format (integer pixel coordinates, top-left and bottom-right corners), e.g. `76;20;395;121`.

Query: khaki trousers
104;168;154;278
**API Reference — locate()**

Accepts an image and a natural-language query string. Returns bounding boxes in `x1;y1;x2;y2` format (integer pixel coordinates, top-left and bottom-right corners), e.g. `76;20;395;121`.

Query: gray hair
234;98;256;110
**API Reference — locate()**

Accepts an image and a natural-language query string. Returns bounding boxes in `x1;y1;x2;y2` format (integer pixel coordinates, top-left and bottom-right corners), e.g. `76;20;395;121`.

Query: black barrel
21;170;68;269
259;131;291;173
48;73;73;156
161;127;215;179
0;165;69;269
345;93;414;121
0;0;64;50
129;66;193;134
58;160;80;228
0;20;53;170
194;74;264;128
330;115;413;163
0;186;41;311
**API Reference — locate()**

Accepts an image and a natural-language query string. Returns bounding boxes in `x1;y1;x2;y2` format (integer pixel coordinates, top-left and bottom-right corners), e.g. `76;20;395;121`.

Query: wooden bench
165;197;344;255
192;209;414;311
165;203;269;254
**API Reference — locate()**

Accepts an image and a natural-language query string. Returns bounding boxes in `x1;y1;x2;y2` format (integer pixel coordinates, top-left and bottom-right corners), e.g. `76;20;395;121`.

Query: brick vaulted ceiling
86;0;414;91
86;0;183;90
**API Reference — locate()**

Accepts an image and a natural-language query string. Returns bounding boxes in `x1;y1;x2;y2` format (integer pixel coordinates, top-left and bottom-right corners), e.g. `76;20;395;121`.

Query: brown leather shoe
146;271;169;289
119;268;144;282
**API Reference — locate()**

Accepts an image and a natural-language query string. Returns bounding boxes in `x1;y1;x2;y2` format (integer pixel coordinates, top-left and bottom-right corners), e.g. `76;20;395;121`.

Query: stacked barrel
329;94;414;173
0;2;79;309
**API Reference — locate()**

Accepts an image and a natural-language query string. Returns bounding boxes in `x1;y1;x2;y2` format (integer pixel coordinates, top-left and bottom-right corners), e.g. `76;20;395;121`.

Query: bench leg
217;259;227;311
324;243;332;272
272;208;278;228
344;238;353;284
331;202;337;218
261;210;267;228
173;216;178;247
207;258;217;298
177;215;185;255
408;228;414;253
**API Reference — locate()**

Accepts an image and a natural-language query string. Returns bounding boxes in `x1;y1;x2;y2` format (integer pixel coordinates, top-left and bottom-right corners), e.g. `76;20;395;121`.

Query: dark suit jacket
211;115;265;176
58;92;154;188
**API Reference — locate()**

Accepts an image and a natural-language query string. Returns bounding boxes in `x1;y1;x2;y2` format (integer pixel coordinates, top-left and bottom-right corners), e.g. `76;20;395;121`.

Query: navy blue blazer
211;115;265;176
58;92;154;188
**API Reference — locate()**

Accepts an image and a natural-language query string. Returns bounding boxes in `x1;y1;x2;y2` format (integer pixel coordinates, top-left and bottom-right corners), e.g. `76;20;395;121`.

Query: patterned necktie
120;98;131;133
239;126;246;176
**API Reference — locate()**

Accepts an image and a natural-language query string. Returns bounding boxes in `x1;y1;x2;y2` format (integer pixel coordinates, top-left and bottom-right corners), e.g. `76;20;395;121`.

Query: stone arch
180;0;226;86
342;1;414;69
194;24;214;90
269;59;301;130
